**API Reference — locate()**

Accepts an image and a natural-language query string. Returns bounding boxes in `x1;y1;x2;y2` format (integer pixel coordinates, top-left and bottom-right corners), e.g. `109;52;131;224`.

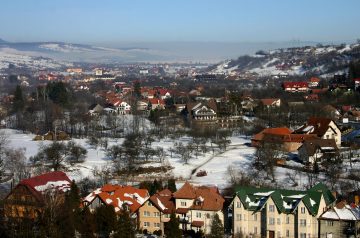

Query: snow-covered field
4;127;357;191
2;128;258;189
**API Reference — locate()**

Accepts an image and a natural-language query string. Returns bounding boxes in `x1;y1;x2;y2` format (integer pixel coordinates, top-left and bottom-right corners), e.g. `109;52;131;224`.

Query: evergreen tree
150;179;163;195
207;214;224;238
79;207;96;238
164;213;182;238
13;85;25;112
133;81;141;99
47;82;70;107
94;205;116;237
114;208;135;238
167;178;177;192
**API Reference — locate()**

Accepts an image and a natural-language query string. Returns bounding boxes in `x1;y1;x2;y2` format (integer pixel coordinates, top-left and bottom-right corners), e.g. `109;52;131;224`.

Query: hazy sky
1;0;359;44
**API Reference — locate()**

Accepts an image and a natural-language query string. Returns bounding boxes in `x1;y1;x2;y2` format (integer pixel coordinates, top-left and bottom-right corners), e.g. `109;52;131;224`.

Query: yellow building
138;189;175;234
173;182;225;234
231;183;335;238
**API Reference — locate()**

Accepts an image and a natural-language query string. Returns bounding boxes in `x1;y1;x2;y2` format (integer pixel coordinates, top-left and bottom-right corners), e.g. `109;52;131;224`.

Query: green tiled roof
234;183;335;216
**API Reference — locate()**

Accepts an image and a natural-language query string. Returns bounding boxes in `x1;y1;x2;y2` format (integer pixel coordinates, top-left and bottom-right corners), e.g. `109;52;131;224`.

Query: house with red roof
173;182;224;234
354;78;360;90
282;82;309;92
308;77;321;88
294;117;341;147
138;189;175;234
148;98;166;110
3;171;72;220
260;98;281;108
83;184;149;219
252;127;318;152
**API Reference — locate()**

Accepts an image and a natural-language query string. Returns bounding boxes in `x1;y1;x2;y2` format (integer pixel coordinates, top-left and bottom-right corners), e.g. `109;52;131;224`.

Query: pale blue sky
1;0;359;44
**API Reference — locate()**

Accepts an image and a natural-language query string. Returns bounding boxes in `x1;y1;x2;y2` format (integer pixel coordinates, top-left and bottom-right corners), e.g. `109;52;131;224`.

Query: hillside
209;42;360;78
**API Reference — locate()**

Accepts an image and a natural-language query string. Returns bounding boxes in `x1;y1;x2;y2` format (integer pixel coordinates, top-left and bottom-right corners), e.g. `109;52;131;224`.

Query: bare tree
4;147;30;184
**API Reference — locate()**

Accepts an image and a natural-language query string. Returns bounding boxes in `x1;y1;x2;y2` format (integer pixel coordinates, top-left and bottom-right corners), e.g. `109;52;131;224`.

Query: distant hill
208;42;360;78
0;38;169;68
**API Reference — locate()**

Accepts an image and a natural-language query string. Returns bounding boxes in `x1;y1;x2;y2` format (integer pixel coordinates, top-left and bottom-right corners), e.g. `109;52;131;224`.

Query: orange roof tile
84;184;149;214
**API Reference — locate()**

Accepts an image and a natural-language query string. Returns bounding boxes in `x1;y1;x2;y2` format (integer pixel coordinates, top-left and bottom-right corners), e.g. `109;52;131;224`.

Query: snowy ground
2;129;257;189
3;128;359;191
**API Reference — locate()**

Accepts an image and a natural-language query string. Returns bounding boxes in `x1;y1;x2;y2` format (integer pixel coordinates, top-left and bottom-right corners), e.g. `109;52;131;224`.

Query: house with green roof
230;183;335;238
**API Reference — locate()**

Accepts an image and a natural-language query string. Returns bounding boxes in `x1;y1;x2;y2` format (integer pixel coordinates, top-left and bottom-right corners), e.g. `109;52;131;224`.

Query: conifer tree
114;207;135;238
167;178;177;192
207;214;224;238
94;205;116;237
164;213;182;238
13;85;24;113
79;206;96;238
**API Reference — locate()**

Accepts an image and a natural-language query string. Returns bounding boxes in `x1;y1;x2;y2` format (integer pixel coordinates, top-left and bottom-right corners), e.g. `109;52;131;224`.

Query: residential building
138;189;175;234
252;127;317;152
3;171;71;220
173;182;225;234
148;98;166;110
319;201;360;238
308;77;321;88
294;117;341;147
186;100;217;124
282;82;309;92
298;138;339;164
231;183;335;238
83;184;149;219
260;98;281;108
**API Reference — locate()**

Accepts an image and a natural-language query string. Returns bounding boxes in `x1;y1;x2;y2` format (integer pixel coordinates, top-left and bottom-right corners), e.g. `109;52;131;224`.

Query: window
143;211;150;217
277;218;281;225
277;231;281;238
253;214;257;221
269;217;275;225
300;219;306;227
236;214;242;221
286;216;290;224
286;230;290;237
300;233;306;238
154;212;160;217
206;213;211;219
154;223;160;228
236;201;241;208
301;207;306;214
144;222;150;227
164;214;170;218
269;205;275;212
196;212;202;218
254;227;257;234
147;201;153;206
326;221;334;226
181;201;187;206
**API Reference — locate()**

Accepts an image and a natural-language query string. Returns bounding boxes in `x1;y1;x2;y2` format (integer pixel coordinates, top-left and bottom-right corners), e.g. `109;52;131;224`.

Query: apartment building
231;183;335;238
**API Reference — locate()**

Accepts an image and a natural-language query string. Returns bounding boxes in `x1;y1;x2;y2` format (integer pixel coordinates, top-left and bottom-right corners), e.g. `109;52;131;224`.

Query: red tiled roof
309;77;320;82
173;181;196;199
294;117;336;137
191;221;204;227
252;127;293;141
20;171;71;194
149;189;175;214
174;182;224;211
260;98;279;106
283;82;308;88
176;208;189;214
148;98;165;105
190;186;224;211
84;184;149;214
